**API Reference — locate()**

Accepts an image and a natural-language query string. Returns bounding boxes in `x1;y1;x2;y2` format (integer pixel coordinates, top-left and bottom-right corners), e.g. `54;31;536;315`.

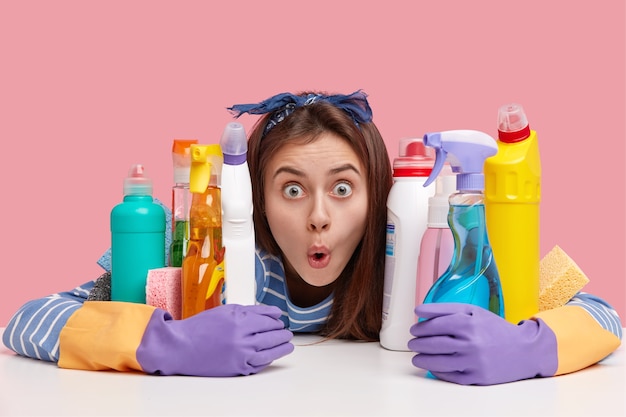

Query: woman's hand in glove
408;302;558;385
137;304;294;377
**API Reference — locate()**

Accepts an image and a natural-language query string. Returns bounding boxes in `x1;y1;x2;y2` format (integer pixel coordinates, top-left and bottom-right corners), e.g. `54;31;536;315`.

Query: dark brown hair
247;93;393;341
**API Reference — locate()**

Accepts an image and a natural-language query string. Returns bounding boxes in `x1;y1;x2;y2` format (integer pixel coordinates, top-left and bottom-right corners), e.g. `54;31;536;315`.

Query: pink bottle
415;173;456;307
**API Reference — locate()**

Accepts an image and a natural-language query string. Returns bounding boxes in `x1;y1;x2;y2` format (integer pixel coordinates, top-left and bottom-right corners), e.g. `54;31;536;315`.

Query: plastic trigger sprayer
181;144;225;318
420;130;504;317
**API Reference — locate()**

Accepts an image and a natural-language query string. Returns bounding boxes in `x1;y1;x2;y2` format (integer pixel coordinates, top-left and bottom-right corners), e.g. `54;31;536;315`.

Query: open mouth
308;251;330;269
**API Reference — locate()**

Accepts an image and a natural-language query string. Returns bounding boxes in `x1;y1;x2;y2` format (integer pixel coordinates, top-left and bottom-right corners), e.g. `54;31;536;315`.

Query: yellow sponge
539;245;590;311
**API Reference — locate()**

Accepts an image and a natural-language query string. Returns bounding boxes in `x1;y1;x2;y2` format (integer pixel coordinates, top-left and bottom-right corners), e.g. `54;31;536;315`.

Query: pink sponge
146;267;182;320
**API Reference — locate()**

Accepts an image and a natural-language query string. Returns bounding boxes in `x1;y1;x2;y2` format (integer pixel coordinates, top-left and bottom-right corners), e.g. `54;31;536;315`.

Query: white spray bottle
220;122;256;305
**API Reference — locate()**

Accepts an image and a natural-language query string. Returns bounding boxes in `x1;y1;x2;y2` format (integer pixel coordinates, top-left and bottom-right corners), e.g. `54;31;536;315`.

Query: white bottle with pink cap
380;138;436;351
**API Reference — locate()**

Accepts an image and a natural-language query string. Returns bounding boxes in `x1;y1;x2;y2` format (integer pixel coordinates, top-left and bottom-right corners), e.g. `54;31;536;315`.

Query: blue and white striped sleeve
567;292;623;340
2;281;94;362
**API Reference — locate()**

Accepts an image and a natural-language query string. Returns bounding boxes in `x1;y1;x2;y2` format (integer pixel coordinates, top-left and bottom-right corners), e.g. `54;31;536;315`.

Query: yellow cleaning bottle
181;144;225;319
484;103;541;324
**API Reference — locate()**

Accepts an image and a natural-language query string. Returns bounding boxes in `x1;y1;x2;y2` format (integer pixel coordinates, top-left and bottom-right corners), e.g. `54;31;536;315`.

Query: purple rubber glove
136;304;294;377
408;303;558;385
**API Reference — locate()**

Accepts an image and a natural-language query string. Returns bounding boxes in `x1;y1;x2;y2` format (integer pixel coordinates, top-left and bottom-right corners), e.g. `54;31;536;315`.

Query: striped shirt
2;246;622;364
3;247;333;363
567;292;623;339
5;198;620;370
256;248;332;332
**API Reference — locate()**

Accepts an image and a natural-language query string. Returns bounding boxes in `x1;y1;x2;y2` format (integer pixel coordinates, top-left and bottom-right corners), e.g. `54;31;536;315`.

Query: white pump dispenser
220;122;256;305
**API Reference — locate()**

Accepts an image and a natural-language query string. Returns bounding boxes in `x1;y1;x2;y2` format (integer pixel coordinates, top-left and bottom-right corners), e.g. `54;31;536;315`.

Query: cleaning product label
382;221;396;319
385;222;396;256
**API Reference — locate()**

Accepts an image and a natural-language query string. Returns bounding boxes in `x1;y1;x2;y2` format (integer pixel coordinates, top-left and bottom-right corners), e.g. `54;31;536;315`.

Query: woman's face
263;133;368;287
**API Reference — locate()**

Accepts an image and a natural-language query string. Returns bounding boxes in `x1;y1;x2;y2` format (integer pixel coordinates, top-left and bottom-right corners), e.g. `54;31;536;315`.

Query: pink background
1;1;624;325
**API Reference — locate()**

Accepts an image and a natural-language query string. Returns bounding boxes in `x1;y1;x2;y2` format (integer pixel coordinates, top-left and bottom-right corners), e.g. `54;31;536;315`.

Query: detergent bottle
169;139;198;267
380;137;436;351
181;144;225;319
111;164;166;303
484;103;541;324
220;122;256;305
415;173;456;307
421;130;504;317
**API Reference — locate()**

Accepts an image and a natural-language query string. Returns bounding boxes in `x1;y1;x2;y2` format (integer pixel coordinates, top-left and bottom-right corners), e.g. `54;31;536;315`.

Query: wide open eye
332;181;353;197
283;183;305;199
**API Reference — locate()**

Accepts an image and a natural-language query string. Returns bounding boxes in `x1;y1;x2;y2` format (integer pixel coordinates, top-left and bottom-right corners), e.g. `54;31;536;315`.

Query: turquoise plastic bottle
420;130;504;317
111;164;166;303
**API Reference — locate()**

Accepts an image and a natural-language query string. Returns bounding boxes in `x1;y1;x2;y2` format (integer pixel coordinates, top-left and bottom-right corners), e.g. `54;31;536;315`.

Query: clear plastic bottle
181;144;225;319
485;103;541;324
380;138;435;351
415;173;455;307
421;130;504;317
169;139;198;267
220;122;256;305
111;164;166;303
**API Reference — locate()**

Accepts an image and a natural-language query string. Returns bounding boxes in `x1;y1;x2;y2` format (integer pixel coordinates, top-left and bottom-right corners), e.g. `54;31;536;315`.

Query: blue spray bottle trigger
422;132;447;187
422;130;498;189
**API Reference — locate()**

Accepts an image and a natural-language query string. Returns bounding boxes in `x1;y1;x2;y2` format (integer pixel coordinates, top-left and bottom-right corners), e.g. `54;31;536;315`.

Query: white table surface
1;328;624;417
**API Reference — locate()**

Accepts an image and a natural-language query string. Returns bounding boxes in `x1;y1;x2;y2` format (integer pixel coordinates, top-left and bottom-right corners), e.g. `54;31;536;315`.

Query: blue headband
227;90;373;136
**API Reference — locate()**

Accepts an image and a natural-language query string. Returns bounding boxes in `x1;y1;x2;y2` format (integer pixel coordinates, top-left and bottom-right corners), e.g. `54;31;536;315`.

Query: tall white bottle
380;138;435;351
220;122;256;305
415;173;456;307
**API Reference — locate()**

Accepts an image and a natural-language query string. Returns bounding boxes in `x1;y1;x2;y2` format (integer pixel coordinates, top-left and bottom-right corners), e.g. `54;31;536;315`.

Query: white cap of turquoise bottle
124;164;153;196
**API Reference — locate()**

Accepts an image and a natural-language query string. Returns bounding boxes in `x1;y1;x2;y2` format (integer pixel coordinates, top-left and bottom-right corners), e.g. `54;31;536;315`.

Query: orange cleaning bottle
181;144;225;319
484;103;541;324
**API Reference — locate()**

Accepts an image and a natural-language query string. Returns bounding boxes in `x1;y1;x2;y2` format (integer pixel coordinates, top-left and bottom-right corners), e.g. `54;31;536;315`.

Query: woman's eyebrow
272;166;305;179
329;163;361;176
272;163;361;179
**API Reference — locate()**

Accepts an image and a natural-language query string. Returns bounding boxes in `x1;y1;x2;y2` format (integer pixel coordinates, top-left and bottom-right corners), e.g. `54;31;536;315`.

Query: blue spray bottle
420;130;504;317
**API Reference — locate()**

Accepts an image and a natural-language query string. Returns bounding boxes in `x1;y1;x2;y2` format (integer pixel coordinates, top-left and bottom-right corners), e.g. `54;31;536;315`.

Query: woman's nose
308;195;330;231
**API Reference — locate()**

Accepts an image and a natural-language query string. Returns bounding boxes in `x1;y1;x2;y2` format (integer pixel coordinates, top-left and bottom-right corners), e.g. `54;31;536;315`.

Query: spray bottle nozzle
172;139;198;184
189;144;223;194
422;130;498;190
